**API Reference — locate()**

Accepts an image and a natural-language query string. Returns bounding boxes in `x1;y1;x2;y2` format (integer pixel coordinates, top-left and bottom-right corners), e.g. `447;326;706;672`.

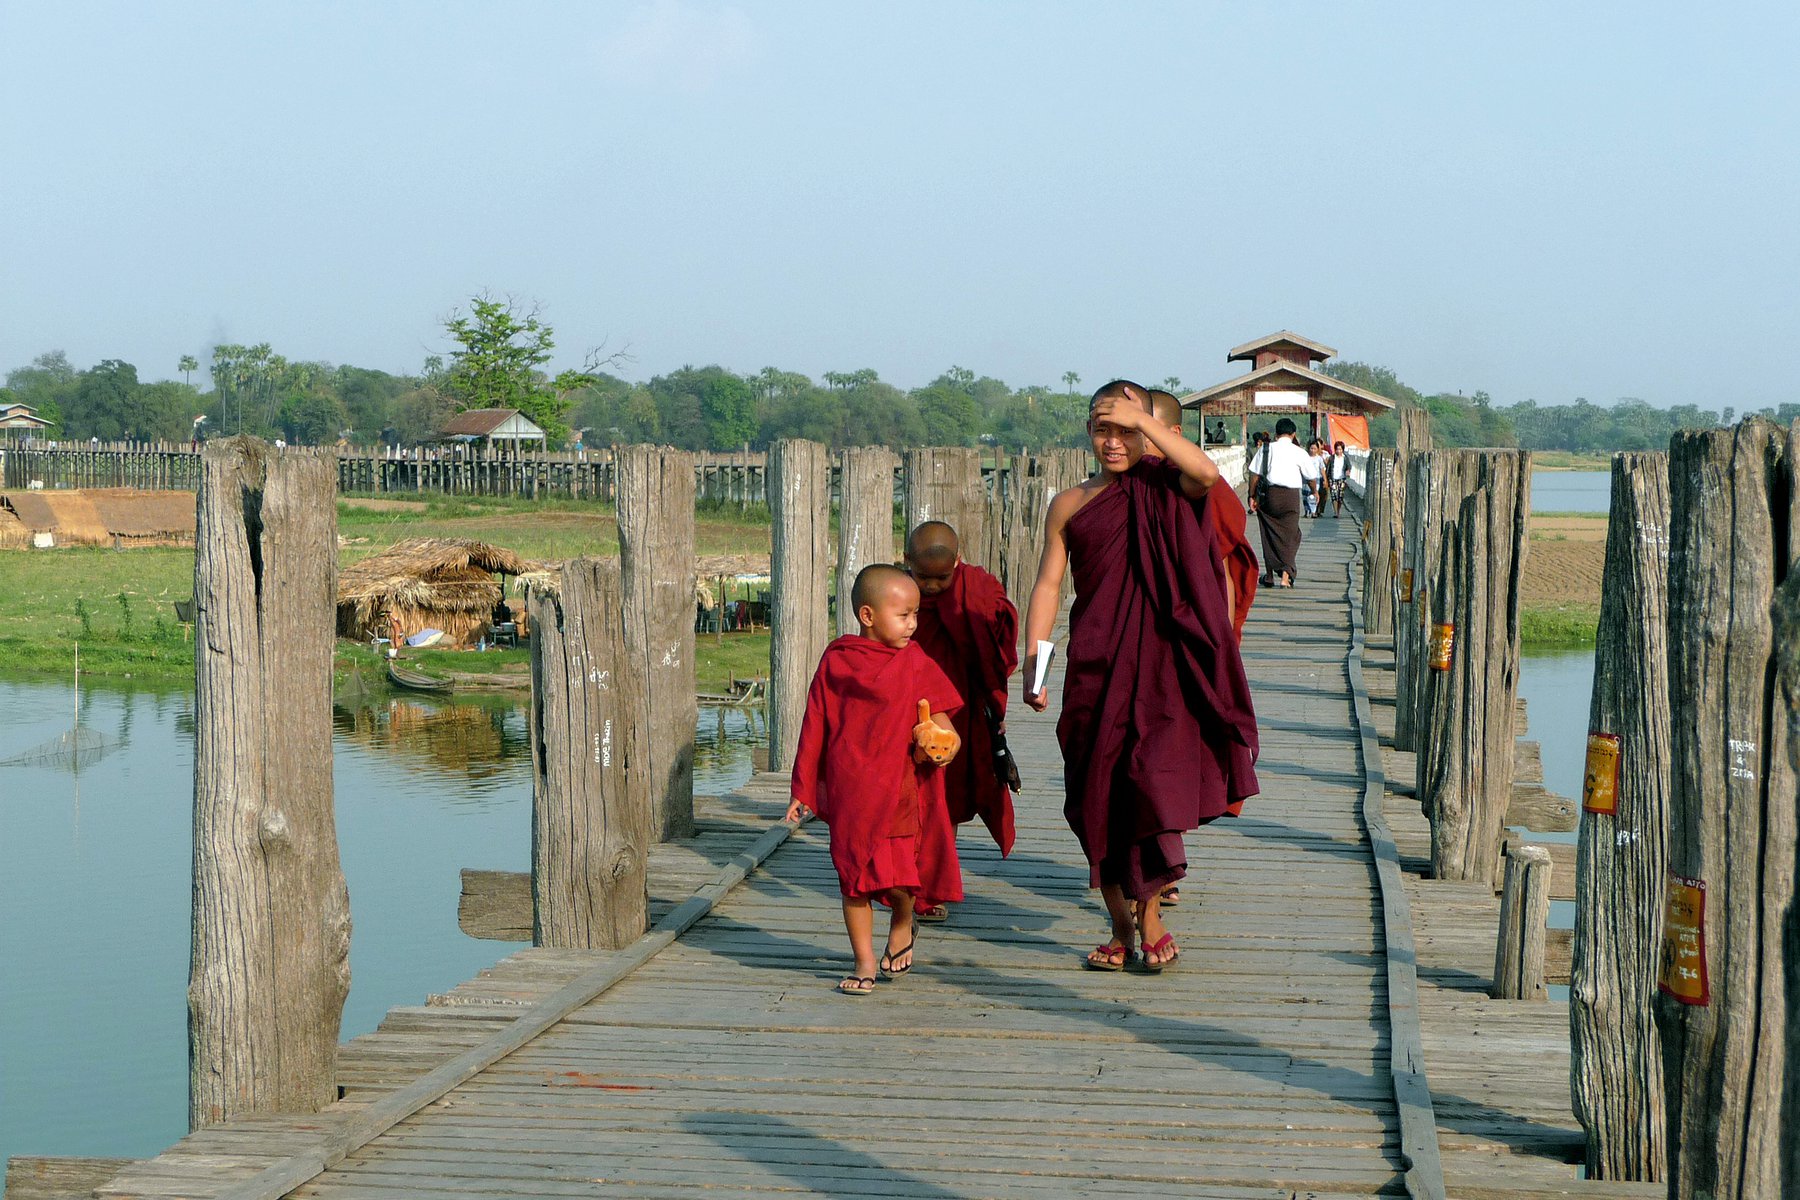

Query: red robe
914;561;1020;855
790;636;965;905
1057;460;1260;899
1210;483;1259;641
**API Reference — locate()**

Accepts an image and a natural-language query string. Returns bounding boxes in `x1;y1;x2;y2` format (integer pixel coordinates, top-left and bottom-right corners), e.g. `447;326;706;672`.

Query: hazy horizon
4;2;1795;409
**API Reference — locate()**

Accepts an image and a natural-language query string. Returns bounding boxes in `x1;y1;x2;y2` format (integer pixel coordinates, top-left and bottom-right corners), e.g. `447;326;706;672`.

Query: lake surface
1530;469;1610;515
0;678;763;1167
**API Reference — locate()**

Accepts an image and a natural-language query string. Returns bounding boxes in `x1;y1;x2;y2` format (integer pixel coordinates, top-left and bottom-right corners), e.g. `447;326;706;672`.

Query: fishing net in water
0;727;113;770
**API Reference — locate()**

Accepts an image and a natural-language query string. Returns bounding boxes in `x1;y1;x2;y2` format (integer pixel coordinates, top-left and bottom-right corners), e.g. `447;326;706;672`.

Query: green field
0;494;777;689
1520;604;1599;648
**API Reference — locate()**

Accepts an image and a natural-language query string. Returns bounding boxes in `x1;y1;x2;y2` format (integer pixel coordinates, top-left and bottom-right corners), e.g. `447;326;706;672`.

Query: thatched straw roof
338;537;534;621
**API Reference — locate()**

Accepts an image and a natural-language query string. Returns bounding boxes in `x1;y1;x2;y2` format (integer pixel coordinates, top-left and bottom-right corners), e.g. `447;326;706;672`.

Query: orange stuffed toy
911;698;961;766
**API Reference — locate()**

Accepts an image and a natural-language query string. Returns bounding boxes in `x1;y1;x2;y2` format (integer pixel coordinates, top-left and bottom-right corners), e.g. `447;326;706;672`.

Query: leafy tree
136;381;203;442
178;354;199;387
6;350;78;431
699;371;757;448
1062;370;1081;397
280;387;350;445
440;295;595;444
68;360;142;440
389;386;455;445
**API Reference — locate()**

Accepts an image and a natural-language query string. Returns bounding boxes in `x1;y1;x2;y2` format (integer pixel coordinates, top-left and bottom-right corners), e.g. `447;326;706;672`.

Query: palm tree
1062;370;1080;396
178;354;198;387
1161;376;1183;394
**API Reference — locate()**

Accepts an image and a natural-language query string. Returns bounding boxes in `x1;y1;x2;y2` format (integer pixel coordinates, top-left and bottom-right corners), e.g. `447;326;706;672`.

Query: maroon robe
914;561;1020;855
790;636;965;905
1056;460;1260;899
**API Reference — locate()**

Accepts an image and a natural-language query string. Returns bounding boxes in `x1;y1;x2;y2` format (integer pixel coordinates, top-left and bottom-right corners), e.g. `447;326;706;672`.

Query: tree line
2;297;1785;454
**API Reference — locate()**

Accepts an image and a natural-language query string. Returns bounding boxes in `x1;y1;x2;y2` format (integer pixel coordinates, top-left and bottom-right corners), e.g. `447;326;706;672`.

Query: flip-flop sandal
837;976;875;997
915;903;949;924
880;939;915;978
1083;942;1132;972
1160;886;1181;907
1137;932;1180;974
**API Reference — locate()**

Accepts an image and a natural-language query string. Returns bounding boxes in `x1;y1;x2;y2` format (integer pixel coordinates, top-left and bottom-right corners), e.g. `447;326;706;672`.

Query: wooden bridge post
190;439;349;1131
1570;451;1671;1181
527;559;652;949
835;447;899;637
1361;450;1398;636
1401;452;1483;764
616;444;697;841
1778;564;1800;1200
1655;419;1796;1200
1493;842;1552;1000
903;448;990;573
1422;451;1528;881
768;439;830;771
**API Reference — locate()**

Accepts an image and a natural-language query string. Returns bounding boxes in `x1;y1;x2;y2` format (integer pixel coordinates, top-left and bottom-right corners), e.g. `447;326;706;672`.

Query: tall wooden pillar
768;440;830;771
190;439;349;1130
615;445;697;840
903;448;989;573
836;447;899;637
1571;451;1671;1181
1656;419;1795;1200
528;559;651;949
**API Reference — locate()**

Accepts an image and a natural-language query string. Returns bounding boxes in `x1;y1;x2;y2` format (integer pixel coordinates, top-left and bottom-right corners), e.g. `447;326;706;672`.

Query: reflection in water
0;676;765;1168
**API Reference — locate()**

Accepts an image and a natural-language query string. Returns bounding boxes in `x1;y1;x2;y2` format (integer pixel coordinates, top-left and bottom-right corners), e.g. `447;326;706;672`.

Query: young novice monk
904;521;1020;921
786;563;965;996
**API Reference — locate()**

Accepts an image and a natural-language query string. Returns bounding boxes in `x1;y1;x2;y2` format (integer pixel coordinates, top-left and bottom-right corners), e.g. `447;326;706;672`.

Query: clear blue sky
2;1;1794;406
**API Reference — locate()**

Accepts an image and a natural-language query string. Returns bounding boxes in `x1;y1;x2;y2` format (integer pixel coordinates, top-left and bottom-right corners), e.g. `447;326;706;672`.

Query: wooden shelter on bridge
0;400;55;444
1182;330;1391;448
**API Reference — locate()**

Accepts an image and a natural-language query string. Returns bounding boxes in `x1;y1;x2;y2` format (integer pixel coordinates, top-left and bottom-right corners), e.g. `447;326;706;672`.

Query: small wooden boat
387;662;454;694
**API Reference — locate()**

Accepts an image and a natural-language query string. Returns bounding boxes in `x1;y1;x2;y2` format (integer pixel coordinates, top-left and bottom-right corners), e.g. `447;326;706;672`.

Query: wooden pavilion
1182;331;1391;447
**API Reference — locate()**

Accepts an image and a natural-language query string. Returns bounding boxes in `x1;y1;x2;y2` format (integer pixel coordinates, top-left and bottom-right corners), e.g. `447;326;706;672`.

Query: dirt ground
340;497;429;513
1523;514;1606;607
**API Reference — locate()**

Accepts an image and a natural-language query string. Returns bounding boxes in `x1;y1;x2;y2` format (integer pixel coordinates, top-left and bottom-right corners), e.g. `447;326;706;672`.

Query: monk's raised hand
1090;394;1145;431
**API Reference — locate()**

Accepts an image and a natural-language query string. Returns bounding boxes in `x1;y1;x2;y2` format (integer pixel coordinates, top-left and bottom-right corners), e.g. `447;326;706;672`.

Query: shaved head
1090;378;1151;413
1146;388;1183;430
905;520;960;571
851;562;914;613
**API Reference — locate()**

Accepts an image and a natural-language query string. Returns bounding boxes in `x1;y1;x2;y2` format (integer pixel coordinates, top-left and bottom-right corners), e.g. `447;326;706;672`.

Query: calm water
1530;469;1610;514
0;678;763;1166
1516;648;1596;994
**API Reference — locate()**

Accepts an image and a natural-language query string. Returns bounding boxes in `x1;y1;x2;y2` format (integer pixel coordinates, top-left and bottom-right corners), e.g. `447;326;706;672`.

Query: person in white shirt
1247;418;1314;587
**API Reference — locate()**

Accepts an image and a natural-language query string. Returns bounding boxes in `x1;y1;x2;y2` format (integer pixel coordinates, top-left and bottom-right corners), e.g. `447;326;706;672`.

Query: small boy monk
786;563;965;996
904;521;1020;924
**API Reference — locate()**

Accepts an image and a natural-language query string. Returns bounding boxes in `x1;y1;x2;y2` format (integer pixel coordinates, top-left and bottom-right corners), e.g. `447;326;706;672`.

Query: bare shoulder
1047;477;1106;526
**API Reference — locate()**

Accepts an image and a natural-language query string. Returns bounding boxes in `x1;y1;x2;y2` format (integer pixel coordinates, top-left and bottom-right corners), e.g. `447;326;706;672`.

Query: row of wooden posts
184;437;1088;1132
1362;415;1800;1196
0;441;1065;505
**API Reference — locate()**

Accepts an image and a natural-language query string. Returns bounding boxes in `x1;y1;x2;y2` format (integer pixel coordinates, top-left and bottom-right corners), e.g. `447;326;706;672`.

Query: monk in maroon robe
906;520;1020;863
1023;381;1259;972
788;564;965;996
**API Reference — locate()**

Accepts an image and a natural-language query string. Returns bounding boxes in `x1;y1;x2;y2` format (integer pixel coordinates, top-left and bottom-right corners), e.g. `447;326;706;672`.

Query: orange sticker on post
1658;876;1710;1006
1582;732;1622;815
1428;622;1455;670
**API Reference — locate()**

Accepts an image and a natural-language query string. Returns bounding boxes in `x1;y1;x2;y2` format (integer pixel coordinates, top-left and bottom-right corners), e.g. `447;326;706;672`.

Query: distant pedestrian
1253;418;1313;588
1328;441;1350;517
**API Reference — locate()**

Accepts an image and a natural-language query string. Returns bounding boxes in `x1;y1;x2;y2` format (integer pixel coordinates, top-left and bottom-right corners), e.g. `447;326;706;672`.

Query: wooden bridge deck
60;517;1658;1200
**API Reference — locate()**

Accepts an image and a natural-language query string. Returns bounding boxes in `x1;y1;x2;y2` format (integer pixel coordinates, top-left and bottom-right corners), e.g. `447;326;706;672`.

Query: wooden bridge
11;519;1661;1200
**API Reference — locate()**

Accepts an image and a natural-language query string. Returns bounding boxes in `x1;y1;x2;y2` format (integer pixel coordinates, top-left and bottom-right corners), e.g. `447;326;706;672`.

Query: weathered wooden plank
4;1156;138;1200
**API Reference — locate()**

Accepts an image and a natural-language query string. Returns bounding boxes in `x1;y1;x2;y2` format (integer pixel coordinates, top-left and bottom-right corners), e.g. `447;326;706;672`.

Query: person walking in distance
1253;418;1313;588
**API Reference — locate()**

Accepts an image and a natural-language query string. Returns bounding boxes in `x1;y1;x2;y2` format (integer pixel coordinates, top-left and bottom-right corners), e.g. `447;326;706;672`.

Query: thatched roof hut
337;537;532;648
